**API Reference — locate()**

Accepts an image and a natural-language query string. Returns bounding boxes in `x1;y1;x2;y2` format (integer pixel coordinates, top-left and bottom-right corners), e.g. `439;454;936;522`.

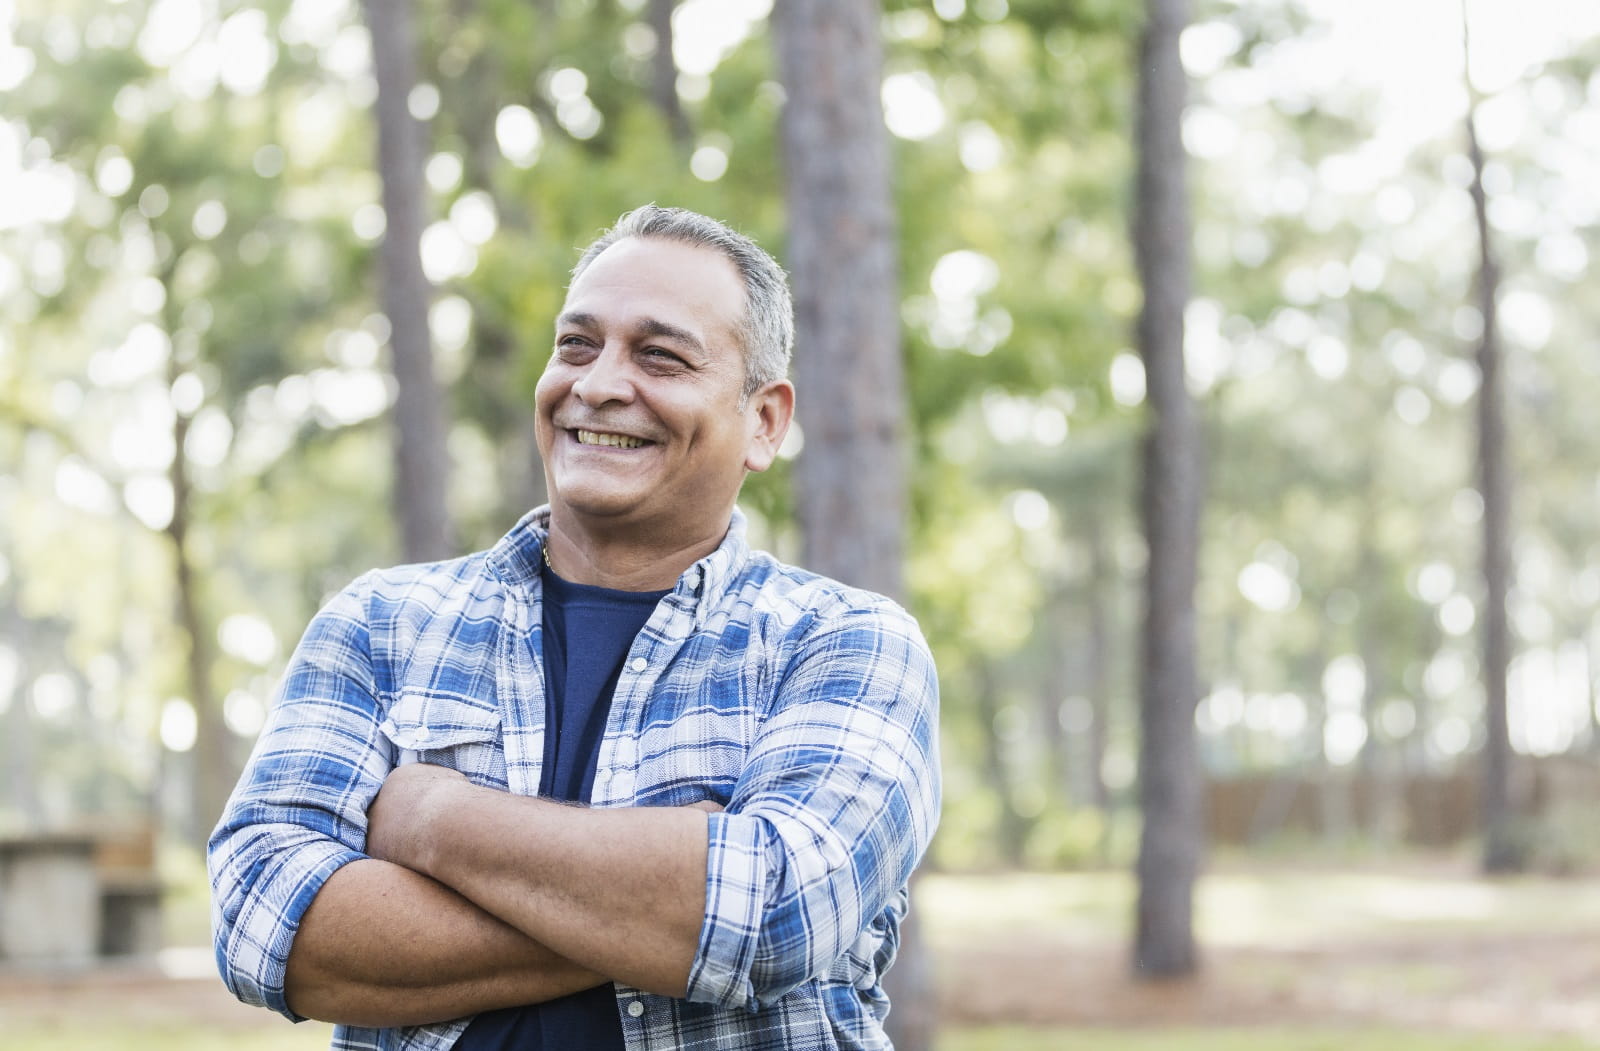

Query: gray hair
571;205;794;401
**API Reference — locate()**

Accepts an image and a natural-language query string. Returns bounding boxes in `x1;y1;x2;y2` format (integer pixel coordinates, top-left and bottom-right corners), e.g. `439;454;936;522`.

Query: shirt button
629;657;647;672
412;727;431;744
626;1000;645;1018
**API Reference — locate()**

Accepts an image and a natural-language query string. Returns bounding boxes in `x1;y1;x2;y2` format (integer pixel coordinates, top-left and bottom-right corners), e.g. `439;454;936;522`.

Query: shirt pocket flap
379;691;502;750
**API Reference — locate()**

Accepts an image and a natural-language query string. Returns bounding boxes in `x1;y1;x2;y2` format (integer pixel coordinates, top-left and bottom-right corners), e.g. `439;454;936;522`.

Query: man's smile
573;428;654;449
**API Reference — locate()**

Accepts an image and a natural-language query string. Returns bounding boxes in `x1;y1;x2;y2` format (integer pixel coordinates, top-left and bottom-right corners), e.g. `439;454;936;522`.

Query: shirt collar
487;505;750;608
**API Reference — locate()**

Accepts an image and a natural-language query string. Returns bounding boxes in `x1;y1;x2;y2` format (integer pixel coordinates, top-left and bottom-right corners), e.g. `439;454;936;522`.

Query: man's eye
644;347;683;363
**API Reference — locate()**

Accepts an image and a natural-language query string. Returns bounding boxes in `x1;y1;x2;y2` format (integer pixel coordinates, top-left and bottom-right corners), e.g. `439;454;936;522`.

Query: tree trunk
1355;538;1402;845
1131;0;1203;979
772;2;927;1045
167;358;230;843
1406;599;1435;780
1085;509;1114;820
1585;627;1600;754
443;0;546;527
1;604;43;826
773;0;905;601
975;660;1032;866
361;0;454;562
1035;610;1071;806
1463;17;1520;873
647;0;692;146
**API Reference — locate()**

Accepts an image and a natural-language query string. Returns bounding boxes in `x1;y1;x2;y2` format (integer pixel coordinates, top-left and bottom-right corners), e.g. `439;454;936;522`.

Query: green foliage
2;0;1598;872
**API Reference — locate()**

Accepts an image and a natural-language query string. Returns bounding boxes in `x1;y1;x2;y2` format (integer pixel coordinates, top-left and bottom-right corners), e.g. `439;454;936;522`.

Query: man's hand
366;762;469;873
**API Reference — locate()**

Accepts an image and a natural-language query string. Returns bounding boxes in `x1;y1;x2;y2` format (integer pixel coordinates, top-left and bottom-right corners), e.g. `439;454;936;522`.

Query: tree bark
1085;509;1115;820
1131;0;1203;979
772;2;927;1046
1585;627;1600;755
1355;535;1402;845
1463;15;1520;873
647;0;692;146
773;0;906;602
975;659;1032;866
443;0;547;526
361;0;454;562
1035;616;1070;806
166;352;230;843
1;603;43;826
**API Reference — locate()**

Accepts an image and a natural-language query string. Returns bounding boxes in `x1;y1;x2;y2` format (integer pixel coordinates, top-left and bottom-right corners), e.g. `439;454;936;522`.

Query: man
209;205;942;1050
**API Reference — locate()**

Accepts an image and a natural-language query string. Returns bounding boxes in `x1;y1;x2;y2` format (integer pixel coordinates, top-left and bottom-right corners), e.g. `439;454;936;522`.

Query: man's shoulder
727;551;918;635
342;548;506;622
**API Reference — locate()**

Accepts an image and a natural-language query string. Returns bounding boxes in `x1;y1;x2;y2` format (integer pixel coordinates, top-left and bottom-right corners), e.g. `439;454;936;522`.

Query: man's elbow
681;931;817;1012
208;861;319;1021
281;950;323;1021
214;935;296;1019
739;889;907;1010
738;936;842;1010
280;941;403;1027
745;971;812;1011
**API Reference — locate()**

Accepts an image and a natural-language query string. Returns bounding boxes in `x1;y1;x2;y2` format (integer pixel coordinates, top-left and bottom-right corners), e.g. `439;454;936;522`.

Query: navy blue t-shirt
452;564;667;1051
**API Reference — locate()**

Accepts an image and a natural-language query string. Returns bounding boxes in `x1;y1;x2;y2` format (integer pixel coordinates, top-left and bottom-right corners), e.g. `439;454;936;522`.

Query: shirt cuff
686;811;766;1010
217;836;366;1020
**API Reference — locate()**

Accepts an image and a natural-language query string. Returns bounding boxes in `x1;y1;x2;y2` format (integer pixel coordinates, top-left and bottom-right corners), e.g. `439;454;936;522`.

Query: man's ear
743;379;795;473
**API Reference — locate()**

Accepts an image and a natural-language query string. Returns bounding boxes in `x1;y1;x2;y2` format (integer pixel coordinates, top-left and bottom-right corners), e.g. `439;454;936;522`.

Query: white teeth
576;429;647;449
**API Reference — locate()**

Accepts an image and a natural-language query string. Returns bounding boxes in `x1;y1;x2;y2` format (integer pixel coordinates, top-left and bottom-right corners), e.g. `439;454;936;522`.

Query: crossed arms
280;764;719;1025
208;572;941;1029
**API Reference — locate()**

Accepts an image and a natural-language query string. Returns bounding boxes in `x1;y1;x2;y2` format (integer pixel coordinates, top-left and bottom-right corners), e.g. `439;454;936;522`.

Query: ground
924;863;1600;1038
2;865;1598;1044
941;930;1600;1033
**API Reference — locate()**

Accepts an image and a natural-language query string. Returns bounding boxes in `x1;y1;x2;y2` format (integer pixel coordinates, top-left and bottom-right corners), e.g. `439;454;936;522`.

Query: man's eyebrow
554;311;706;356
555;310;598;330
636;317;705;354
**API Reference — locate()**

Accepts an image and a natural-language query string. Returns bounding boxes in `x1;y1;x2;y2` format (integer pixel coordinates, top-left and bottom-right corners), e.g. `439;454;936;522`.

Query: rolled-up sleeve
686;602;941;1010
207;575;388;1019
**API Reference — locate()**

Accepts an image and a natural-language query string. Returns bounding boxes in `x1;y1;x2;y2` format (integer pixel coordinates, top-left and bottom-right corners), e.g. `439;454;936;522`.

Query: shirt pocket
378;690;508;789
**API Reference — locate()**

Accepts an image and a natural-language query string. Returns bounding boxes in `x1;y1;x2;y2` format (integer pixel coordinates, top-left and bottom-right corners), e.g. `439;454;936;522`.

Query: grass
941;1027;1600;1050
0;1024;335;1051
1193;867;1600;946
916;864;1600;949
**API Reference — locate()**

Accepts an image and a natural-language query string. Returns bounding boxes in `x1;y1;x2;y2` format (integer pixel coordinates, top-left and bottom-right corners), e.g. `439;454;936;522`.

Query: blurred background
1;0;1599;1047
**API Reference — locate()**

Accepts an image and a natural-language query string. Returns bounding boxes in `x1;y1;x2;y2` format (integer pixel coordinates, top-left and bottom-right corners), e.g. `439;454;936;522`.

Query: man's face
536;236;787;540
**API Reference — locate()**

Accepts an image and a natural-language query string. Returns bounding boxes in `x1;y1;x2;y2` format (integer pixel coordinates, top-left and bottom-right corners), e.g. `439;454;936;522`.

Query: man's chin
549;487;651;522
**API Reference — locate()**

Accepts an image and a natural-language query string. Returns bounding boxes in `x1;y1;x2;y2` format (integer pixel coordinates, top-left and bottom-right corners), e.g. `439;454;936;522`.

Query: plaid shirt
209;507;941;1051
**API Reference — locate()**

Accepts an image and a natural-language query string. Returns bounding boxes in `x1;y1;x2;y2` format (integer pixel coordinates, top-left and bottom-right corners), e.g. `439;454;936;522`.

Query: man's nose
571;344;635;405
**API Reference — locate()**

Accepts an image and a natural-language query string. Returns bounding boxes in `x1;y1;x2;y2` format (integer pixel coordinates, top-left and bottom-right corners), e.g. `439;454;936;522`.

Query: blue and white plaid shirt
209;507;941;1051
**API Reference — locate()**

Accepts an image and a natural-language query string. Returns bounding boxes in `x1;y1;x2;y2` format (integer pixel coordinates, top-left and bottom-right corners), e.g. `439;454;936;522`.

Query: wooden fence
1205;755;1600;848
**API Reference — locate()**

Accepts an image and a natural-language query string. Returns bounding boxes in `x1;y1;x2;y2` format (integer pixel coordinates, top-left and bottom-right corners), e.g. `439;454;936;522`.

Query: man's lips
570;427;654;449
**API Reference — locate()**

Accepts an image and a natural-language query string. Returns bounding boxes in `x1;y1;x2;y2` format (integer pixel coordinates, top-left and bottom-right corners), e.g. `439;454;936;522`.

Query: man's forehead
571;236;741;292
559;237;745;331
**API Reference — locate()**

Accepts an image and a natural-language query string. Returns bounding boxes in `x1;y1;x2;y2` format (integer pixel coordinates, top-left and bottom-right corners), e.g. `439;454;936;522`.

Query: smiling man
209;205;942;1051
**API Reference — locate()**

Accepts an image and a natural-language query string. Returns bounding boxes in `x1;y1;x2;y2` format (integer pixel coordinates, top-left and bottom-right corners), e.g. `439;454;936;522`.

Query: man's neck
543;513;730;592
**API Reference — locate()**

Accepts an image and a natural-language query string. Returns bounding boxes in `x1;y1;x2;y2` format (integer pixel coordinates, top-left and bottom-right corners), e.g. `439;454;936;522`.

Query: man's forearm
284;857;607;1027
368;769;710;999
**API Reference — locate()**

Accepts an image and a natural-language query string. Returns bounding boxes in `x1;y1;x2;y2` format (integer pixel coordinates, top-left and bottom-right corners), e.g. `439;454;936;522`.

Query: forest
2;0;1600;1046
